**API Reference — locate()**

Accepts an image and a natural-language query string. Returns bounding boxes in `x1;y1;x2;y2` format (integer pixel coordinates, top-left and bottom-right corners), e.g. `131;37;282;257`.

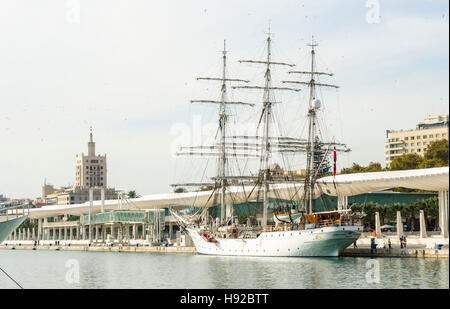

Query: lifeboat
202;233;218;243
202;233;210;242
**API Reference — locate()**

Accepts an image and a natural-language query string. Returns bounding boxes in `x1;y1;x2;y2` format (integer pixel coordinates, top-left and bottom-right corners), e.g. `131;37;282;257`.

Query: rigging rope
0;265;23;289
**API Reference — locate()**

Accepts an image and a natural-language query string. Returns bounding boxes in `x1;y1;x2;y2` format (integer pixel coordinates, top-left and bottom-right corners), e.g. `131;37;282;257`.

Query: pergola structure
27;167;449;238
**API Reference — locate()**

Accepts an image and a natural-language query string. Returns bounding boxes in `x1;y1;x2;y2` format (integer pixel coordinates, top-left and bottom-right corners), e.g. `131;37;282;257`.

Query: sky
0;0;448;199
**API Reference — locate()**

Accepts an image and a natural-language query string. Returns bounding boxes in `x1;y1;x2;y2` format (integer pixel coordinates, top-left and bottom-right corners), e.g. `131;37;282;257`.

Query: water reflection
0;250;447;289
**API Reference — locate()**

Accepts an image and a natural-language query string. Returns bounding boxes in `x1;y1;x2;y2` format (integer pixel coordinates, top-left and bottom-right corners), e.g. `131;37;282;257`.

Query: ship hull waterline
187;226;362;257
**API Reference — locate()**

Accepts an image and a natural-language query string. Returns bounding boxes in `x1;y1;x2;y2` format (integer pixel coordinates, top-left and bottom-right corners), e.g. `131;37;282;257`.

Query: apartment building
385;115;449;166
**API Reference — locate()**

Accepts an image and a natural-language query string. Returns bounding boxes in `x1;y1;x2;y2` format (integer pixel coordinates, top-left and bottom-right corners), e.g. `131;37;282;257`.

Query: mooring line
0;266;23;289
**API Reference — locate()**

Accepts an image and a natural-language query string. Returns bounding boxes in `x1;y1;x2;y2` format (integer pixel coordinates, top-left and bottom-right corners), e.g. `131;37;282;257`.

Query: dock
1;242;448;258
0;243;197;253
341;247;449;259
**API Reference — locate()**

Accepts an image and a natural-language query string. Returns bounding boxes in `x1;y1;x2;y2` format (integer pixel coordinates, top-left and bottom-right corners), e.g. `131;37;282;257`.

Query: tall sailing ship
171;32;363;257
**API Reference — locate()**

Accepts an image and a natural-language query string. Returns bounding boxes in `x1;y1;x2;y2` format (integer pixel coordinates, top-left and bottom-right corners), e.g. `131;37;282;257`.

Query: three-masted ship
171;32;363;257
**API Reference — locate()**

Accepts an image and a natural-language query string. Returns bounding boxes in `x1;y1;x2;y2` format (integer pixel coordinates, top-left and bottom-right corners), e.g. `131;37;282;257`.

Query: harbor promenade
1;238;448;258
0;240;196;254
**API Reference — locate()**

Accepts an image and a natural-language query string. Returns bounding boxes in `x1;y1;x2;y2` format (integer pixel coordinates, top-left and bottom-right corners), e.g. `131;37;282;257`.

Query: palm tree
127;190;141;199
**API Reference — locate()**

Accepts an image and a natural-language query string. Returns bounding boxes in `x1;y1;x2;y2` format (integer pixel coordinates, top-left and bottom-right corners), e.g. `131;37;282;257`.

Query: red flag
333;144;337;176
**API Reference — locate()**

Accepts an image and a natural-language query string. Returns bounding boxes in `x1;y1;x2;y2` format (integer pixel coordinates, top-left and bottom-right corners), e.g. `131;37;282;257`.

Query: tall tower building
75;128;107;188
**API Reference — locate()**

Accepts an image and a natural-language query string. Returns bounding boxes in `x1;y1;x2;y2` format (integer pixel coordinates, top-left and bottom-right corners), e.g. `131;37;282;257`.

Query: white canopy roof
28;167;448;219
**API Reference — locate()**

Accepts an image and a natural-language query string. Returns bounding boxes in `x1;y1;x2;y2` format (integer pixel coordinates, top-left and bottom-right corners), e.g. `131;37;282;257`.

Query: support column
102;225;106;243
439;190;449;238
37;219;41;240
396;211;403;238
89;187;93;243
133;224;137;240
419;209;427;238
169;222;173;241
69;227;73;240
95;225;99;242
101;188;105;213
125;224;130;242
375;212;382;237
52;228;56;241
59;227;62;241
118;224;123;243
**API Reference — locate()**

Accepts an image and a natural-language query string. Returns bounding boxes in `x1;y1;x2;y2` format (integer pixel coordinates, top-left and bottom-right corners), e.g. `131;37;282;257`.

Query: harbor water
0;250;448;289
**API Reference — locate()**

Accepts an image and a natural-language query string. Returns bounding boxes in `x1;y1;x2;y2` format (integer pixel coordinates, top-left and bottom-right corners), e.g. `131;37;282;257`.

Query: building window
405;137;409;140
417;136;421;139
411;149;415;152
405;150;409;153
443;133;447;137
418;149;421;152
429;134;433;138
424;142;427;145
423;148;427;152
411;136;414;140
411;143;415;146
405;143;408;146
423;135;427;139
436;134;440;138
417;142;421;146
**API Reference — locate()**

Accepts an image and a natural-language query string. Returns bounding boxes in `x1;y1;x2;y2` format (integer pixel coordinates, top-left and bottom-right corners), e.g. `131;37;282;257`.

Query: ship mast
174;41;253;224
282;37;340;214
234;29;300;226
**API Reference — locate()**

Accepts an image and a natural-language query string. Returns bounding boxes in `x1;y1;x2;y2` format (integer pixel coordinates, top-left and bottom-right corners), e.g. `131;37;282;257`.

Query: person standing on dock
388;238;391;249
400;235;403;248
353;241;358;248
403;236;407;248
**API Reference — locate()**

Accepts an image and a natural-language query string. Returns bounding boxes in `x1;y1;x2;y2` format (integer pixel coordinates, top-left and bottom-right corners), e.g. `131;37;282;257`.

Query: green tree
127;190;141;198
174;187;187;193
340;162;384;174
389;153;423;170
420;139;449;168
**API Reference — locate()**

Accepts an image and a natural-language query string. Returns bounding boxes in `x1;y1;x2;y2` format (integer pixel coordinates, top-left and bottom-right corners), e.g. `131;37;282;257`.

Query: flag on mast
333;143;337;176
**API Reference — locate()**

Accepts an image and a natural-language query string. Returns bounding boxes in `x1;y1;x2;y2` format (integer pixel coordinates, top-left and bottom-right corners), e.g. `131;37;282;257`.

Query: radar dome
313;98;321;109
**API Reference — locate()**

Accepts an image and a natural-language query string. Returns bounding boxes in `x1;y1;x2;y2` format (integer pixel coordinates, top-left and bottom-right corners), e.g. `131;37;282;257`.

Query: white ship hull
187;225;362;257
